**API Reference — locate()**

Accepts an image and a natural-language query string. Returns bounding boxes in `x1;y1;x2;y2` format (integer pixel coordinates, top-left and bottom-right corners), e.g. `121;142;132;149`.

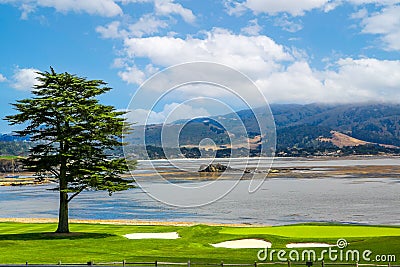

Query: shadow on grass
0;232;116;240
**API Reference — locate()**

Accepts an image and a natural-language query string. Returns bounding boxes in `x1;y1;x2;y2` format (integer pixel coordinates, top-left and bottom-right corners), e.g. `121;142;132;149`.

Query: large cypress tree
5;68;133;233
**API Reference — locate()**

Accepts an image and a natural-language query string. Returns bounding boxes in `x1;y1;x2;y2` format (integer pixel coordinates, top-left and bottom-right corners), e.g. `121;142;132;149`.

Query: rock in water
198;163;229;172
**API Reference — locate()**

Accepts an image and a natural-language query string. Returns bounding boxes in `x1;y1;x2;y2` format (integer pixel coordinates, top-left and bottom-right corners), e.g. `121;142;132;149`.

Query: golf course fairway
0;222;399;265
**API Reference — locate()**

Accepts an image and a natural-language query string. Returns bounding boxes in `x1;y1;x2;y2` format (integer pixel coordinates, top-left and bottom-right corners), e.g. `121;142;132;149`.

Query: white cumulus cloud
154;0;195;23
0;74;7;82
0;0;123;17
10;67;40;91
346;0;400;5
257;61;324;103
96;1;193;40
242;0;331;16
118;66;146;85
225;0;400;17
129;14;169;37
240;19;262;35
122;28;292;79
116;0;195;23
128;102;210;125
96;21;127;39
357;5;400;51
116;27;400;103
39;0;122;16
96;14;170;39
258;57;400;103
274;15;303;32
322;58;400;101
224;0;247;16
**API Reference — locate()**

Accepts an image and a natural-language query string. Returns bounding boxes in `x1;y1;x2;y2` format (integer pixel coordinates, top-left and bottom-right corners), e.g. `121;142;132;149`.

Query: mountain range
125;103;400;158
272;103;400;146
2;103;400;158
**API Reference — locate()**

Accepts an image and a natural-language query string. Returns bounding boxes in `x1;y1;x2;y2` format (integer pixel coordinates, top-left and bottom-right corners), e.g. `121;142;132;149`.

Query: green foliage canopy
5;68;134;232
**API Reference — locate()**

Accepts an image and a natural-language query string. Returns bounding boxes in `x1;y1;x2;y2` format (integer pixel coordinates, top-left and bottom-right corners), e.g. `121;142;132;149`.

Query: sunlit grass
0;222;398;264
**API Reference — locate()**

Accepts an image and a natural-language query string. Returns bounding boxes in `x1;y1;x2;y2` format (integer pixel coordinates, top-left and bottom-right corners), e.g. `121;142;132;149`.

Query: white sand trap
124;232;179;239
286;243;333;248
211;239;272;249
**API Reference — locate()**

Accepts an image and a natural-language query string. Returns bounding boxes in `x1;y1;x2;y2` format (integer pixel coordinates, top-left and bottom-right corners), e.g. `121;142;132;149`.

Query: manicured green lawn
0;155;20;160
220;224;400;238
0;222;398;265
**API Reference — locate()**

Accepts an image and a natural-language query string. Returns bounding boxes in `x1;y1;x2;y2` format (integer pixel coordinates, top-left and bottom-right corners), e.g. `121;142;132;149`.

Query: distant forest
2;103;400;159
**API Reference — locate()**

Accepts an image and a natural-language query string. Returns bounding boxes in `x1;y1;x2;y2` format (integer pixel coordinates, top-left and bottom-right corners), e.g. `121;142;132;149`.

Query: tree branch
49;167;60;177
67;186;86;203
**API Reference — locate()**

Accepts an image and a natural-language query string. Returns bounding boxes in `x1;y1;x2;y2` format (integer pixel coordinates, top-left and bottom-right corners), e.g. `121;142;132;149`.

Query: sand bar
124;232;179;239
0;217;265;227
286;243;333;248
211;239;272;249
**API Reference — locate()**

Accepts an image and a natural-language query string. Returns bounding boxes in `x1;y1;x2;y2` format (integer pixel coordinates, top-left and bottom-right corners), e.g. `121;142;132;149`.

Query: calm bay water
0;157;399;225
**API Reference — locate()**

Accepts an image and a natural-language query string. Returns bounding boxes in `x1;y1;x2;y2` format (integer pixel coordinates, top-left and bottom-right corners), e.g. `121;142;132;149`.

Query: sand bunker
211;239;272;249
286;243;333;248
124;232;180;239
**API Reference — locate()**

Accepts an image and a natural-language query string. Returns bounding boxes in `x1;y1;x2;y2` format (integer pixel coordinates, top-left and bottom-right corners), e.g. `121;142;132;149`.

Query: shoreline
1;218;398;228
0;217;265;227
2;163;400;186
136;155;400;162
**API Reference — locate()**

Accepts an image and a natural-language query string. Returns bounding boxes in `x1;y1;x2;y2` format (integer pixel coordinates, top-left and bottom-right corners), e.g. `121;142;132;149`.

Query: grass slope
220;224;400;238
0;222;399;264
0;155;20;159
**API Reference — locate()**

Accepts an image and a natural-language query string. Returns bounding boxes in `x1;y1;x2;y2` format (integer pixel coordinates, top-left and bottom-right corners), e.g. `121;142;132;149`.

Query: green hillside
124;103;400;158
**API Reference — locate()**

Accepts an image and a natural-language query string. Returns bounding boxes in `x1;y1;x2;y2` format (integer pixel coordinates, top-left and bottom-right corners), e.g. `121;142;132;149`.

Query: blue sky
0;0;399;132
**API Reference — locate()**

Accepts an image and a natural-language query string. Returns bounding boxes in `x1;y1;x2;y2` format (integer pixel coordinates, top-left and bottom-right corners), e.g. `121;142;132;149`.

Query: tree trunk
56;191;69;233
57;143;69;233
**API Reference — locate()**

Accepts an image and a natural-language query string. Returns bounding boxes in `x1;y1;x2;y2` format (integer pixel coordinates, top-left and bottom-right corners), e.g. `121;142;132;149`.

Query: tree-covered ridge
4;103;400;159
123;103;400;158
